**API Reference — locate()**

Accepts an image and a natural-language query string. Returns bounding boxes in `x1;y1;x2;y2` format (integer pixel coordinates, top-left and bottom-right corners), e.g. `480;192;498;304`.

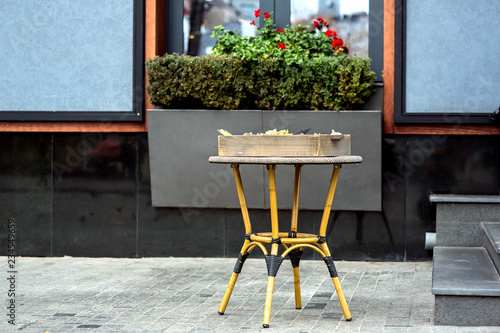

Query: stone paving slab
0;257;499;332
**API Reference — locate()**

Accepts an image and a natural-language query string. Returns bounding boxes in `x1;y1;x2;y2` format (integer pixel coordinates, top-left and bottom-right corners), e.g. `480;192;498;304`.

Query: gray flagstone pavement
2;257;499;332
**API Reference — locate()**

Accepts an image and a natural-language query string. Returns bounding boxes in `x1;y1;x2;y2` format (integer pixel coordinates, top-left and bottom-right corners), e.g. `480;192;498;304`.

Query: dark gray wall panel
147;110;265;209
148;109;382;211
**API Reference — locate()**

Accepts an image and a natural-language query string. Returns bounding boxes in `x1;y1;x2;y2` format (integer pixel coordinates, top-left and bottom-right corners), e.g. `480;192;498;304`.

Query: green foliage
210;12;341;66
146;53;376;110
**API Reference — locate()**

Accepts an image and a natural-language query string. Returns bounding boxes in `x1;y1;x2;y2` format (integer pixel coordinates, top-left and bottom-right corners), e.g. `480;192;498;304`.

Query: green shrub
146;53;376;110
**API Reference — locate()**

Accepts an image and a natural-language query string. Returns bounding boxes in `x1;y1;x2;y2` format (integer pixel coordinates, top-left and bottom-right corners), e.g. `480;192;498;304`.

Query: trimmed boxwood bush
146;54;376;110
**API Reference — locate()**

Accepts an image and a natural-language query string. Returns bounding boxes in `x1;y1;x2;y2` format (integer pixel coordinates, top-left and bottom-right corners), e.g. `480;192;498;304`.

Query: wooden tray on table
218;134;351;157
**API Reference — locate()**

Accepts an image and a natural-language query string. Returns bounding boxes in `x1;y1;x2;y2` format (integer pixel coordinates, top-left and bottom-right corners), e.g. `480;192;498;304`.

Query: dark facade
1;132;498;260
1;0;499;262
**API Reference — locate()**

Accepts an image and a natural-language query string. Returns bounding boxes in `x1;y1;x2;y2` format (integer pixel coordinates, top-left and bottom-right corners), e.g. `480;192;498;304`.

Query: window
394;0;500;124
166;0;383;80
0;0;144;122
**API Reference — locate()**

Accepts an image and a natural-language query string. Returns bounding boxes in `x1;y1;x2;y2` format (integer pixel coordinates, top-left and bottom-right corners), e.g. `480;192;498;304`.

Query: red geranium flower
276;29;284;33
254;9;261;17
250;20;256;26
325;29;337;38
314;17;329;29
315;17;329;28
331;38;343;48
278;43;286;50
264;12;270;19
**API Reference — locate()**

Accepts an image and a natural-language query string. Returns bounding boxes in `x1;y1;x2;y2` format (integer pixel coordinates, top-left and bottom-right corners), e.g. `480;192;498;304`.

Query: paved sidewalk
2;257;499;332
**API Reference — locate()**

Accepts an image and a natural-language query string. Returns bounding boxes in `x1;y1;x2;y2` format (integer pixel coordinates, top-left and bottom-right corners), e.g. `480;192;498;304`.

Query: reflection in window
183;0;260;56
291;0;369;58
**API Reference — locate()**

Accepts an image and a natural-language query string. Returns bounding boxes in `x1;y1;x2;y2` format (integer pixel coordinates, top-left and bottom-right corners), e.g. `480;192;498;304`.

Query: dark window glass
291;0;369;58
183;0;260;56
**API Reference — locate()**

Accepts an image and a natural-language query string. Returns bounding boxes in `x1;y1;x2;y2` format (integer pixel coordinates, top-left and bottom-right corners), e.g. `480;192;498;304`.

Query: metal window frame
369;0;384;82
394;0;494;124
0;0;145;122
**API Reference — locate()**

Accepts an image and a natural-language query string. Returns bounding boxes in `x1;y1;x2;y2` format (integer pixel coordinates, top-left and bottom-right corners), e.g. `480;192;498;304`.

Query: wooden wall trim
389;124;500;135
383;0;396;135
144;0;166;129
0;122;147;133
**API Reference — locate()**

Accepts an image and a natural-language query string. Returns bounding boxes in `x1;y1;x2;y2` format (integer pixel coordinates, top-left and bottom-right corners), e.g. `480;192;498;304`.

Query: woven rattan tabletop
209;155;362;165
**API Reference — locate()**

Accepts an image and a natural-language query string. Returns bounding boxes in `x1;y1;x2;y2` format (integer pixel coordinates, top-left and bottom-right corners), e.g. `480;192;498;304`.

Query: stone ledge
432;247;500;296
430;194;500;204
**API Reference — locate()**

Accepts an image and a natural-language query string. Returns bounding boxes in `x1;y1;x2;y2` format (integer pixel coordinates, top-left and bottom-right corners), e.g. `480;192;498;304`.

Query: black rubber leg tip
296;307;302;310
346;318;352;322
263;324;269;328
218;311;224;315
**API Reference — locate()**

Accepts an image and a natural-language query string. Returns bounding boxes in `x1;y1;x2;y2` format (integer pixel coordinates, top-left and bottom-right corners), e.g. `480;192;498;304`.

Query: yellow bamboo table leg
317;164;352;321
290;164;302;309
290;164;302;233
232;164;252;234
332;275;351;321
218;241;250;315
263;243;281;328
320;244;352;321
219;164;253;315
262;164;283;328
218;272;239;314
293;266;301;308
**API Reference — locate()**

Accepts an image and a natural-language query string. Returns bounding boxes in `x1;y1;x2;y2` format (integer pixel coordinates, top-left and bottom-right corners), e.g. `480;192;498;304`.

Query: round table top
209;155;362;165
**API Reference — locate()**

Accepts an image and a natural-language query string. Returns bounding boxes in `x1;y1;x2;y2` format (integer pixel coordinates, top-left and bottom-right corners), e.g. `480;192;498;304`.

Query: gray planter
147;109;382;211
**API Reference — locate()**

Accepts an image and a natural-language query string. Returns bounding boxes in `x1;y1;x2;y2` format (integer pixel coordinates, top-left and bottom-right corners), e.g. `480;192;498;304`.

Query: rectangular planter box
218;134;351;157
147;109;382;211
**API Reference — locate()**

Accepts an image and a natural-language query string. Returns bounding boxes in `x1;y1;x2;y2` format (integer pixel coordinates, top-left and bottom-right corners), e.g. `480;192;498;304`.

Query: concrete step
482;222;500;275
430;194;500;247
432;246;500;326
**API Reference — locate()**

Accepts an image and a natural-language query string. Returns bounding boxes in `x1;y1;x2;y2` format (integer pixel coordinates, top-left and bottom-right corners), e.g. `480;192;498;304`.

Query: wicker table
209;155;362;328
